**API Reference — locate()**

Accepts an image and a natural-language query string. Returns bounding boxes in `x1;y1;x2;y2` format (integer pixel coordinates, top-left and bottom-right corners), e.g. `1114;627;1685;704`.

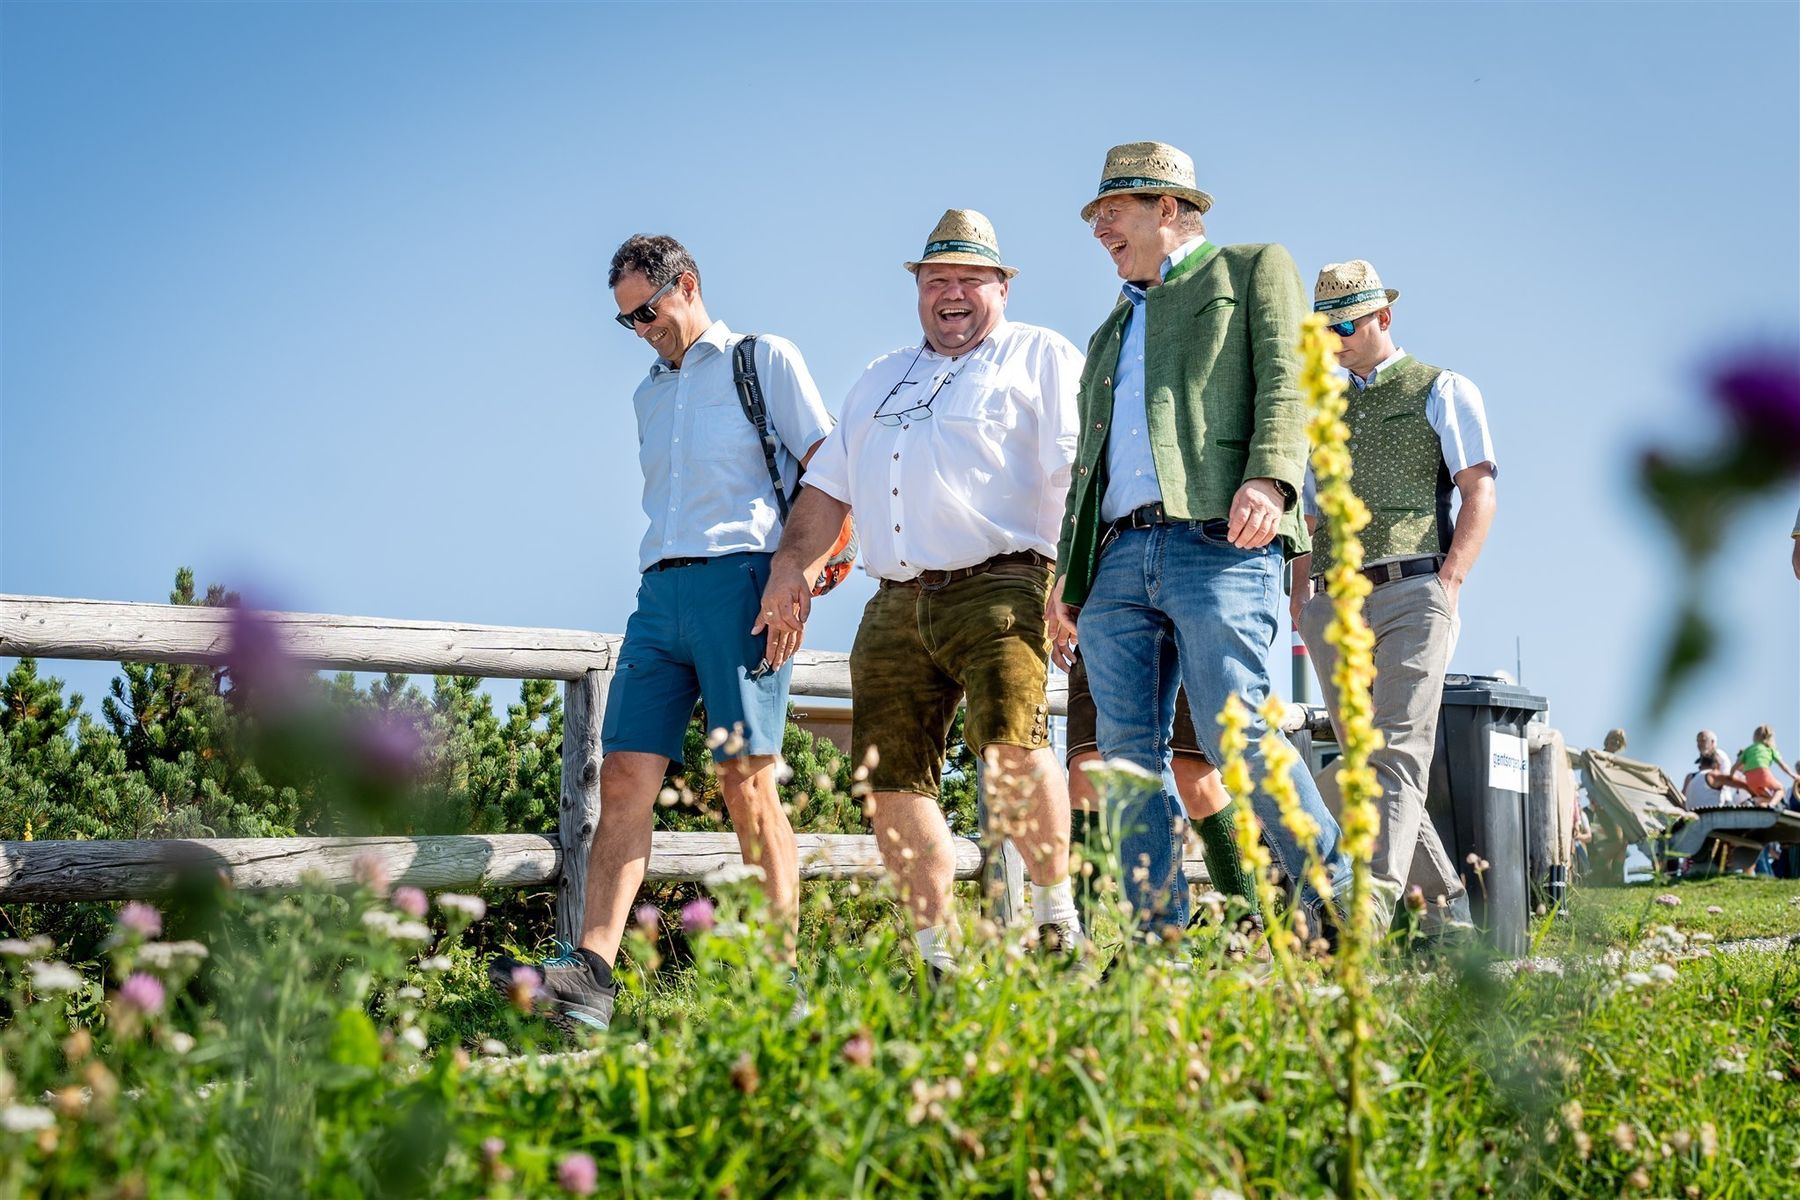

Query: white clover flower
418;955;453;973
1650;963;1678;984
390;921;433;943
135;941;209;969
2;1104;55;1133
437;894;486;921
1712;1056;1746;1075
1621;971;1652;989
396;986;424;1001
0;936;52;960
361;911;400;934
399;1026;428;1051
479;1038;507;1057
167;1031;196;1056
27;961;83;992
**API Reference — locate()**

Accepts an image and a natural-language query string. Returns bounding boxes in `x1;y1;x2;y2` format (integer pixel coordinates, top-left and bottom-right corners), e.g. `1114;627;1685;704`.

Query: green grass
1546;876;1800;952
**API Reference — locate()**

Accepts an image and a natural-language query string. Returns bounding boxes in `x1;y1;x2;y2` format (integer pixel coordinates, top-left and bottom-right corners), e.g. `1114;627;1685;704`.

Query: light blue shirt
631;320;833;571
1100;236;1210;522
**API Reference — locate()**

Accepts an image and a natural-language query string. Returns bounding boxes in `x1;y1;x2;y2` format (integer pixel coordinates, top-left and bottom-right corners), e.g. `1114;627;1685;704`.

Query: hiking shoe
1034;921;1084;957
488;941;615;1033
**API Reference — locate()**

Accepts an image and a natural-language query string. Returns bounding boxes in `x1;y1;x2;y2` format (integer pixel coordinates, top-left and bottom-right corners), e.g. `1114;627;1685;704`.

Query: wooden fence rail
0;593;1134;929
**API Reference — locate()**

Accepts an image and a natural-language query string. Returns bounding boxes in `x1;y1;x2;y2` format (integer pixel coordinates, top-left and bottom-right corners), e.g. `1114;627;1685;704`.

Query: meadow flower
1621;971;1652;989
557;1151;598;1195
166;1031;195;1055
392;887;428;918
396;985;424;1001
1706;905;1724;915
116;902;162;939
117;973;166;1015
352;853;391;897
480;1038;507;1057
400;1026;428;1051
418;955;453;973
842;1029;875;1069
1650;963;1678;983
135;941;208;969
1654;893;1680;907
634;903;661;933
0;936;51;959
390;920;433;943
729;1052;760;1095
1612;1122;1638;1152
681;898;716;935
1712;1055;1746;1075
1;1104;55;1133
508;966;541;1012
437;893;487;921
28;961;82;992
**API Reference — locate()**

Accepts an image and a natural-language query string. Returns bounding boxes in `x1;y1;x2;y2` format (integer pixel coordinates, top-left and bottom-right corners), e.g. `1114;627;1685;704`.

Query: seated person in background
1735;725;1796;803
1681;750;1757;807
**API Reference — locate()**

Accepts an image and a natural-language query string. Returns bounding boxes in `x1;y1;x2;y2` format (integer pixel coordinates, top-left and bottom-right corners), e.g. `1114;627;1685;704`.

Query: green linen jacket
1055;241;1312;606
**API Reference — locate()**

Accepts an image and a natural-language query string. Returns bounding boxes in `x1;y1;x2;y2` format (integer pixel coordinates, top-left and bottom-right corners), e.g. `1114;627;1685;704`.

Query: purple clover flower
117;902;162;939
680;898;716;936
392;887;428;919
1713;351;1800;460
557;1151;598;1195
117;972;166;1016
634;903;661;933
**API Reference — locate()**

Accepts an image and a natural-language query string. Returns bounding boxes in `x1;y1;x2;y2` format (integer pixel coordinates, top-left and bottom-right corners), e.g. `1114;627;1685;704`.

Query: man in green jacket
1048;141;1348;938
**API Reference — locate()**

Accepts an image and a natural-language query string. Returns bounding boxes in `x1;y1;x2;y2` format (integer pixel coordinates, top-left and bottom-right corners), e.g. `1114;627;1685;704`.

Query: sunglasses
1326;318;1360;338
614;276;682;330
874;368;957;426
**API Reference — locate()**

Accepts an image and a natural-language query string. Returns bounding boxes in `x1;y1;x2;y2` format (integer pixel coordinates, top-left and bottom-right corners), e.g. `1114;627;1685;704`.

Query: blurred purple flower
117;902;162;939
392;887;428;919
351;711;426;786
224;603;301;708
117;973;166;1016
480;1136;506;1161
557;1152;598;1195
352;853;392;898
680;898;716;935
634;903;661;933
1713;351;1800;460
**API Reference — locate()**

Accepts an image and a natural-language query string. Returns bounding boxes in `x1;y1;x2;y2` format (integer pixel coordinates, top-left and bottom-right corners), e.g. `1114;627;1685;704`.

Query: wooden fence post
554;668;606;949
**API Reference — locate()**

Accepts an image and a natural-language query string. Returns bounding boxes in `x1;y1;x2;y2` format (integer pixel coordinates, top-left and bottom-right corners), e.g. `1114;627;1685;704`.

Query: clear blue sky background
3;2;1796;779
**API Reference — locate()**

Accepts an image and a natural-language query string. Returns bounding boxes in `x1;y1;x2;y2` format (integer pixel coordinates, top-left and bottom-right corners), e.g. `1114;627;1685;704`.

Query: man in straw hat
757;209;1087;979
1291;259;1497;937
1049;141;1350;942
491;233;834;1030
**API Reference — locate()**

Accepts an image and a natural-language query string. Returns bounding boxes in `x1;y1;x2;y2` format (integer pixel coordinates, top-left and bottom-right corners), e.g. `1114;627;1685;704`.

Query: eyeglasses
874;367;957;426
1087;199;1144;231
1326;318;1360;338
614;276;681;330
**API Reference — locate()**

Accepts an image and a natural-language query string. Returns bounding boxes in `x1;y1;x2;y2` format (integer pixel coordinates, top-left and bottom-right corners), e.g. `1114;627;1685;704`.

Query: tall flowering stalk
1218;695;1290;958
1299;312;1384;1197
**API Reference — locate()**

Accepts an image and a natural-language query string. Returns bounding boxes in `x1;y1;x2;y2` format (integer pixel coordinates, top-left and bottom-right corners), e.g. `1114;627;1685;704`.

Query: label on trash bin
1487;729;1529;793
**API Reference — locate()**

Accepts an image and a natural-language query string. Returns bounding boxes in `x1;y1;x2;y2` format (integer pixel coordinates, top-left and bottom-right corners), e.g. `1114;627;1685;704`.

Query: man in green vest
1291;259;1498;936
1049;141;1349;939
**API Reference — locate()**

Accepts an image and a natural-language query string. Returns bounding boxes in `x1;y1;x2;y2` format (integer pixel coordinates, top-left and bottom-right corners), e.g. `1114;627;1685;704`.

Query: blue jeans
1079;522;1351;927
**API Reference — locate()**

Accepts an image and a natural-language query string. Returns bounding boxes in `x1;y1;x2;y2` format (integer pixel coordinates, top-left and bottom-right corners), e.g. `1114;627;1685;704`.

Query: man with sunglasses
492;234;833;1030
1291;259;1497;938
1049;141;1350;946
755;209;1086;979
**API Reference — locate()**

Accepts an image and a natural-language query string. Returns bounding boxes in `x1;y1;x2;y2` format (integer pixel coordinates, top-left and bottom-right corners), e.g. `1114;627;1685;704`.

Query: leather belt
1312;554;1444;591
881;550;1051;591
1100;504;1231;554
645;556;713;574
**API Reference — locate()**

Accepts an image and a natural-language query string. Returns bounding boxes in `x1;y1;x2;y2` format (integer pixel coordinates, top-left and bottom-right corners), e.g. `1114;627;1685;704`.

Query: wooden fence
3;592;1215;942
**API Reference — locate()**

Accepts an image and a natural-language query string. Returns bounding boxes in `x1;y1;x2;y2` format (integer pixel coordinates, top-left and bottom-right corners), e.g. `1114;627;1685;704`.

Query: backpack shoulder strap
731;334;790;522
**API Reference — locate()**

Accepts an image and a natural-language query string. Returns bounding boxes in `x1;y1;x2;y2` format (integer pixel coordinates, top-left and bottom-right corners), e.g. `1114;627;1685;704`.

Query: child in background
1735;725;1796;803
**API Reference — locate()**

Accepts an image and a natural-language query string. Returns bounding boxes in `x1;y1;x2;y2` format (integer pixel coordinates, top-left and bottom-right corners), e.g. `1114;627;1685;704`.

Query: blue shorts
601;552;792;763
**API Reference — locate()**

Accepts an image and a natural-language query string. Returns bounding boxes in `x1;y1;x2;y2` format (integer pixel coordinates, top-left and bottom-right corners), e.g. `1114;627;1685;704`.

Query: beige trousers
1300;572;1470;931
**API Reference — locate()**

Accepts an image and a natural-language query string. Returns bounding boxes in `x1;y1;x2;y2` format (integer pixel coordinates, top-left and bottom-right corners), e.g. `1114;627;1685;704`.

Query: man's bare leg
717;753;800;957
985;744;1083;947
579;750;668;965
869;789;958;975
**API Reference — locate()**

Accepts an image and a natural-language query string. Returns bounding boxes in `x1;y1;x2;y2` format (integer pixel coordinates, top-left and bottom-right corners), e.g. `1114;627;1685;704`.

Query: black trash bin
1424;674;1549;956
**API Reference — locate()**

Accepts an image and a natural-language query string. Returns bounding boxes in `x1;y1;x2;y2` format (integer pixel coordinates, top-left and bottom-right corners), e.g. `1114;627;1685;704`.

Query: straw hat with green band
1312;260;1400;324
1079;141;1215;222
903;209;1018;279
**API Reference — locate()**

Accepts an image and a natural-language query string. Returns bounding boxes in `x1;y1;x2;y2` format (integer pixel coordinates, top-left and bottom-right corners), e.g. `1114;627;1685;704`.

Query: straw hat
903;209;1017;278
1079;141;1214;222
1313;260;1400;324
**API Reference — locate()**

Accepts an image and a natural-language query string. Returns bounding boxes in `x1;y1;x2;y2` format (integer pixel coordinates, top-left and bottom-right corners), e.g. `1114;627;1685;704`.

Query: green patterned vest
1311;354;1453;577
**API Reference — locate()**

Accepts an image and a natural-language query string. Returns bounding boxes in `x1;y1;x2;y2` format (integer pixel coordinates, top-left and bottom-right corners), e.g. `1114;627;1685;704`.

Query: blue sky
3;2;1796;778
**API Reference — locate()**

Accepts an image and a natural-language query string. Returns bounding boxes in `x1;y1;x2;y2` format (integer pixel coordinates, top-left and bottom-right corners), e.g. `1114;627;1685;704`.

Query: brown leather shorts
1064;651;1211;765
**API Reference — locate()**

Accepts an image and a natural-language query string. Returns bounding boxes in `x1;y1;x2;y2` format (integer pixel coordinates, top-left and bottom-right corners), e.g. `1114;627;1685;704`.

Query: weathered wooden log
554;668;605;946
0;594;620;681
0;831;1209;902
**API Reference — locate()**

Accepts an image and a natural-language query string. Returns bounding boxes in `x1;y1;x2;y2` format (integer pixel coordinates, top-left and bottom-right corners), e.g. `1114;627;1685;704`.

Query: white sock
915;925;957;973
1032;877;1082;938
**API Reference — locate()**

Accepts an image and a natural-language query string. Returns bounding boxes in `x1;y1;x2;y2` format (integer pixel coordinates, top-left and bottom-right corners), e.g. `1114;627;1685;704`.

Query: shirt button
893;452;900;460
1078;466;1088;476
1093;422;1103;430
902;424;910;430
892;488;898;496
1135;470;1143;476
894;524;901;532
1132;429;1139;436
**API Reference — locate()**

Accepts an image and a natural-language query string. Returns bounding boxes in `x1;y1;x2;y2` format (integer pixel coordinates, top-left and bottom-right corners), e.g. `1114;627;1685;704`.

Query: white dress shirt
804;319;1082;581
1302;346;1497;521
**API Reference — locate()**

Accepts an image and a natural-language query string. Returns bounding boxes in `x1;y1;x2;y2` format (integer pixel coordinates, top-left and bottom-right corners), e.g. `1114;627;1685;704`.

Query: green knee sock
1069;810;1107;928
1194;802;1261;921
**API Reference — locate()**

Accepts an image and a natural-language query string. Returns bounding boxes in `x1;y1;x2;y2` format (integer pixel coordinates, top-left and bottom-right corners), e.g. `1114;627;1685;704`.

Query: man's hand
1045;574;1080;671
1289;560;1314;629
752;564;812;669
1227;478;1286;549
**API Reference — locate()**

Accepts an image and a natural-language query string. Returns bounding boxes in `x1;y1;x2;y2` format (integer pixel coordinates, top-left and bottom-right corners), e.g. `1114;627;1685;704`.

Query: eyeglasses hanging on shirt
874;363;959;426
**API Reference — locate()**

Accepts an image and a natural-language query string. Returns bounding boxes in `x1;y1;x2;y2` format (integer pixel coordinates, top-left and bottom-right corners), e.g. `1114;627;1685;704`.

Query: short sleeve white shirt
804;320;1082;581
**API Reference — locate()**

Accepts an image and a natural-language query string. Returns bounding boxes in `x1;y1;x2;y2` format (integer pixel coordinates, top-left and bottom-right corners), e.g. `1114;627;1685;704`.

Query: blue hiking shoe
488;941;616;1034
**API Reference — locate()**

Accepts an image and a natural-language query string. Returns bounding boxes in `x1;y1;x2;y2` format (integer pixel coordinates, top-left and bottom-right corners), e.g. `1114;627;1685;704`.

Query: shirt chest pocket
689;400;757;462
935;364;1018;430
